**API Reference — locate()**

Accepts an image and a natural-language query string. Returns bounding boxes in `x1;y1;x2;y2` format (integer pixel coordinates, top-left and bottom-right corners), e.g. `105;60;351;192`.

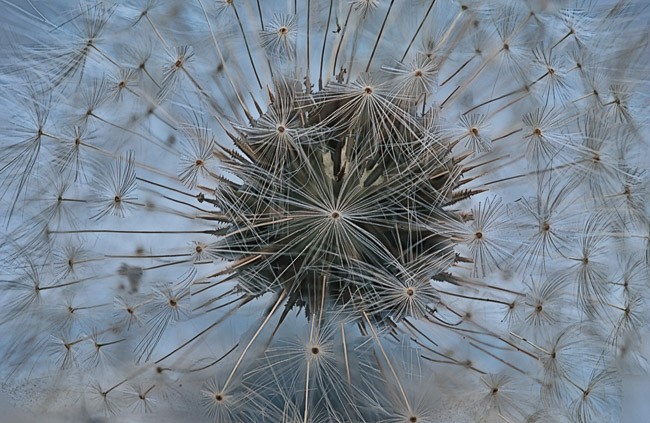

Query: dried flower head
0;0;649;422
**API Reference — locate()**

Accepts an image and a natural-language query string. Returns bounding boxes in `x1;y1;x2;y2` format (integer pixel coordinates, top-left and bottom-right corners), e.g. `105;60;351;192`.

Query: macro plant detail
0;0;648;422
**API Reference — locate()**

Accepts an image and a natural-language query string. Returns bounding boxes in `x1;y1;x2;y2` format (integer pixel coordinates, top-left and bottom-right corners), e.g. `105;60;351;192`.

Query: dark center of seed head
331;211;341;219
277;125;286;133
471;127;479;136
364;86;373;95
279;26;288;35
215;394;223;402
410;417;418;423
311;346;320;355
406;287;415;297
414;69;423;77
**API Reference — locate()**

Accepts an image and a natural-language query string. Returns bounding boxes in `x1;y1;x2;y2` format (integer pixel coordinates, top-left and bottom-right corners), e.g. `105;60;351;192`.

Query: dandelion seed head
0;0;649;421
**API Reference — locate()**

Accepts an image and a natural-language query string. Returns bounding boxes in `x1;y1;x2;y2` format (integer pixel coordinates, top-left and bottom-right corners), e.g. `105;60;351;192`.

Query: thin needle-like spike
230;1;263;89
196;0;253;121
400;0;437;62
341;323;351;385
222;290;286;392
305;0;311;92
365;0;395;72
363;311;411;413
319;0;334;90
